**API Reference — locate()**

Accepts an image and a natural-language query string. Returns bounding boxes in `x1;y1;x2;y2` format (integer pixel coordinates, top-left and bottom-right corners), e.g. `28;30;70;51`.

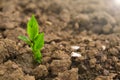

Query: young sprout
18;15;44;63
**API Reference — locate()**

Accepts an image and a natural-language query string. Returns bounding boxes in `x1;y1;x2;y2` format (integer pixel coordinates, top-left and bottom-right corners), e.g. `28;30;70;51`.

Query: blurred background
0;0;120;34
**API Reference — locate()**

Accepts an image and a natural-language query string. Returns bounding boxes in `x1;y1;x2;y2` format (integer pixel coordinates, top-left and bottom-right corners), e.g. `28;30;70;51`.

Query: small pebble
71;46;80;50
71;52;81;57
45;21;52;25
102;45;106;50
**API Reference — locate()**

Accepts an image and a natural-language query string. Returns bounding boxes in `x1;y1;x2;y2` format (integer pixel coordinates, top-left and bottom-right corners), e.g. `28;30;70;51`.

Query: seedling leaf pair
18;15;44;63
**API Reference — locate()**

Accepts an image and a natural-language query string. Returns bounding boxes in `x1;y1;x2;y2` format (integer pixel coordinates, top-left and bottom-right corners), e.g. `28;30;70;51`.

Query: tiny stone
71;46;80;50
51;41;56;45
102;45;106;50
71;52;81;57
45;21;52;25
18;43;21;46
59;44;63;48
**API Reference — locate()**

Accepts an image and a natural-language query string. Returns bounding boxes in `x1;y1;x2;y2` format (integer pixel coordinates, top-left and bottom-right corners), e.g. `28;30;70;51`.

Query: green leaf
18;35;31;45
27;15;39;41
34;33;44;50
34;50;42;63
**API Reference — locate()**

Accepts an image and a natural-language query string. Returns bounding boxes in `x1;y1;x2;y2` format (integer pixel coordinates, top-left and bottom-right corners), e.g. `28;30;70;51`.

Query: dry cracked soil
0;0;120;80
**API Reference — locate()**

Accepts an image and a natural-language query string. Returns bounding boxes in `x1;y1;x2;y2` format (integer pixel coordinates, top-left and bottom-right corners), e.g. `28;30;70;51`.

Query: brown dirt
0;0;120;80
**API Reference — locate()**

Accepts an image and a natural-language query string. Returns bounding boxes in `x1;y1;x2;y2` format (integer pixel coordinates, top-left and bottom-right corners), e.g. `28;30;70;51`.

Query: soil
0;0;120;80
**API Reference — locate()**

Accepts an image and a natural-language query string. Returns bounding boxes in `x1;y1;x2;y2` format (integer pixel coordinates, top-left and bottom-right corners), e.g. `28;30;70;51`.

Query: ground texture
0;0;120;80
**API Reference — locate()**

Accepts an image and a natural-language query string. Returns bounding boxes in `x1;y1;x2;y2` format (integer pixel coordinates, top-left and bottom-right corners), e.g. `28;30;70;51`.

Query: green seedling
18;15;44;63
